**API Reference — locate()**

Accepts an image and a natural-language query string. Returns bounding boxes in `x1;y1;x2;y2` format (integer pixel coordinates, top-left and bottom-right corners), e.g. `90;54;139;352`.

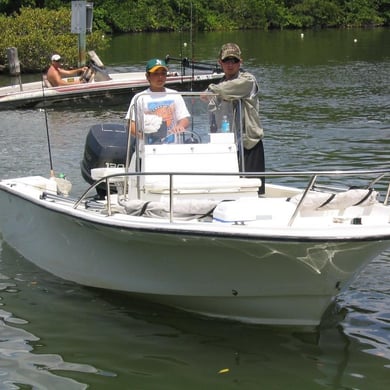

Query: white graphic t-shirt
126;88;190;143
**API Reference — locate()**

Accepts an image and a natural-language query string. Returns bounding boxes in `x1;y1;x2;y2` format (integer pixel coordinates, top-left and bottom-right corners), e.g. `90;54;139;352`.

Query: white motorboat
0;53;222;110
0;91;389;328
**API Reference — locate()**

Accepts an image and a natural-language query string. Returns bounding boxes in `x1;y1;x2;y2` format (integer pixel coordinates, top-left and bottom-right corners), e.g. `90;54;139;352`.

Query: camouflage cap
219;43;241;60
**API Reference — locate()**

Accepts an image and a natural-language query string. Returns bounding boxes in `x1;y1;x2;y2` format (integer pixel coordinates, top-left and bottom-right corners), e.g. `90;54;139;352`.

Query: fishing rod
178;2;184;77
40;73;72;195
190;0;194;91
41;74;55;178
165;55;222;73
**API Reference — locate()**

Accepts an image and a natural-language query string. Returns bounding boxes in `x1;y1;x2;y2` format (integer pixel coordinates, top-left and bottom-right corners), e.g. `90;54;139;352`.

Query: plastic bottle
221;115;230;133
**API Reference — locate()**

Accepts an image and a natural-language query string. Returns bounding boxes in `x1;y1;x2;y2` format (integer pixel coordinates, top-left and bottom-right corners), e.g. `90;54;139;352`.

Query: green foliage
93;0;182;33
265;0;291;29
343;0;384;26
289;0;344;28
379;0;390;24
0;0;388;60
0;7;109;72
90;0;389;31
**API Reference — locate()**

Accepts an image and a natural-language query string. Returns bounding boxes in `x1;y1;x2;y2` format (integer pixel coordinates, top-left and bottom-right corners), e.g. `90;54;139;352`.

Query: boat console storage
86;92;262;200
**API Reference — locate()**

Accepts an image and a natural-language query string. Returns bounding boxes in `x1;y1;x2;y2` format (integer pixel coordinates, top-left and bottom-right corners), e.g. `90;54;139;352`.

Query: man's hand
200;91;213;102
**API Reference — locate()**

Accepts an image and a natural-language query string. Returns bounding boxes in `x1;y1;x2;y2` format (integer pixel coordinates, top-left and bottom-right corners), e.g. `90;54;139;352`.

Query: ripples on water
0;30;389;389
1;239;389;389
339;253;390;358
262;61;389;171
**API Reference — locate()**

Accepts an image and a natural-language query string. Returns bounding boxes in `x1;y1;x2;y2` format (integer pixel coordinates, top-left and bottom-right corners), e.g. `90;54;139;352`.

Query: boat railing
73;168;390;225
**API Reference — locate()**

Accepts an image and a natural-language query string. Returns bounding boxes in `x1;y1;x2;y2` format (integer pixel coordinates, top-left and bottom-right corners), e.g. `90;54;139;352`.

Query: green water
0;28;389;389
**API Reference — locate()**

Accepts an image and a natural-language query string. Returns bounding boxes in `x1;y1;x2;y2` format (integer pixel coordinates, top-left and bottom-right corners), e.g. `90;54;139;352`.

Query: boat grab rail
73;168;390;225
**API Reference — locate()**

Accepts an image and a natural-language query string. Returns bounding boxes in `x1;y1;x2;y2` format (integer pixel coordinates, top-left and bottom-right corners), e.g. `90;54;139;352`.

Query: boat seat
287;188;379;211
43;74;52;88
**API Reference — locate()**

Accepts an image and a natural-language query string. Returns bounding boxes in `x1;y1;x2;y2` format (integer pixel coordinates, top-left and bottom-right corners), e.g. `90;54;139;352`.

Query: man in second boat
125;58;190;144
46;54;89;87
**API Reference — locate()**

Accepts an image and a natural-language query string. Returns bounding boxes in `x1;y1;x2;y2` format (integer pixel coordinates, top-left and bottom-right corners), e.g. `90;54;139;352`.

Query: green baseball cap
146;58;168;73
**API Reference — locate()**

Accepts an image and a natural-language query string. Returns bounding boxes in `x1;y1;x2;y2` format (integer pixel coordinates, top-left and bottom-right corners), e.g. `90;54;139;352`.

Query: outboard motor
80;123;134;198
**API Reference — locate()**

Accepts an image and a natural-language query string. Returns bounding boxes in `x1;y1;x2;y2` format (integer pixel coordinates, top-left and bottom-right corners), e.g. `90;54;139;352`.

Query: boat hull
1;184;388;326
0;73;222;110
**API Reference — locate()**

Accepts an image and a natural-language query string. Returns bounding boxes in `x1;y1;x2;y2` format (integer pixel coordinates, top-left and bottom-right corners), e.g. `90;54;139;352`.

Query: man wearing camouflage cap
207;43;265;194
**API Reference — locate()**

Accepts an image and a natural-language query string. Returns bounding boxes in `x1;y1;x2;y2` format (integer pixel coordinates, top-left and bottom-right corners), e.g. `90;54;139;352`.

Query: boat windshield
130;91;242;147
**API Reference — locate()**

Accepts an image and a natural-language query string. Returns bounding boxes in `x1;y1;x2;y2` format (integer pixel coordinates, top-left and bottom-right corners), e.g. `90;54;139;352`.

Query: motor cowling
80;123;132;198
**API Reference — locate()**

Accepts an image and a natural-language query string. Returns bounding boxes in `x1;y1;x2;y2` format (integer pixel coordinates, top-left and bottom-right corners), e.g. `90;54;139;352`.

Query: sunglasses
222;57;240;64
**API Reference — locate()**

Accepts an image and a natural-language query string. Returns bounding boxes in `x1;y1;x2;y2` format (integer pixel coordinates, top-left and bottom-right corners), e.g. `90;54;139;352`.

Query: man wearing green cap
206;43;265;195
126;58;190;143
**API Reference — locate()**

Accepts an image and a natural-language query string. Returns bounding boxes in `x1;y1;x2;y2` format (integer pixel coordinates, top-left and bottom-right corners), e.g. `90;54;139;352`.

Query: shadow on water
1;238;389;389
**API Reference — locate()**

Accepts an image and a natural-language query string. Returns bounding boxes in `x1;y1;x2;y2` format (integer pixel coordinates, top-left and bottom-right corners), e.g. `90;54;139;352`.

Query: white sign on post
71;1;93;34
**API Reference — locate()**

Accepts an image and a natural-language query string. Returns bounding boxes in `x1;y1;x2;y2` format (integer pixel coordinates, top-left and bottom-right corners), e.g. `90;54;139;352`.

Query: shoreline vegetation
0;0;389;73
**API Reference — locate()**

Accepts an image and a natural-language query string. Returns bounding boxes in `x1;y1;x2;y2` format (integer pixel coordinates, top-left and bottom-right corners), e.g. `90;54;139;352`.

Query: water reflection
0;242;99;389
1;235;389;389
0;28;389;389
338;252;390;362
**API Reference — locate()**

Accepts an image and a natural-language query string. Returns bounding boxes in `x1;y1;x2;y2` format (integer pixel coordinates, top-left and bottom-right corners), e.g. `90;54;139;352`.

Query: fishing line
40;73;72;195
179;2;184;77
41;74;55;177
190;0;194;91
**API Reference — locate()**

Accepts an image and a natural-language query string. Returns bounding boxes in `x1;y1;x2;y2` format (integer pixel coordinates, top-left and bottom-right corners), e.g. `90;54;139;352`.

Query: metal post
78;33;86;67
71;1;93;66
6;47;22;90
